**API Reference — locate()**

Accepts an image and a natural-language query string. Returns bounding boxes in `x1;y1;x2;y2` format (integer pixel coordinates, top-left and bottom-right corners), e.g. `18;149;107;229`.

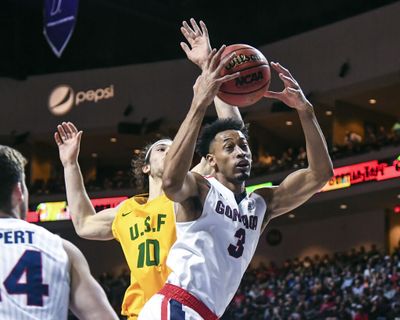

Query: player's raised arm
54;122;116;240
162;47;240;204
259;62;333;225
181;19;243;177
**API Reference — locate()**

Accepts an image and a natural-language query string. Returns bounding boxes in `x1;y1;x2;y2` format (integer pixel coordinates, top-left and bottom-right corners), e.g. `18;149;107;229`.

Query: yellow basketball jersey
112;193;176;319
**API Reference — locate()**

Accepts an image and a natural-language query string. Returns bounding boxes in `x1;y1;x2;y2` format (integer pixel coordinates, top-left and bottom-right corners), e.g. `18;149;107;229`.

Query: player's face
148;143;171;178
209;130;252;183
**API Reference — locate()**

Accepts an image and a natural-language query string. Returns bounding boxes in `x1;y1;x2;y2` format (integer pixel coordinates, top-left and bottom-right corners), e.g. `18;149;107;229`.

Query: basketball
218;44;270;107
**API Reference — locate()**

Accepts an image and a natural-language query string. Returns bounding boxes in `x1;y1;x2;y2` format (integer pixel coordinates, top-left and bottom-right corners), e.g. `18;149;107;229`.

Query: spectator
392;118;400;140
344;130;362;152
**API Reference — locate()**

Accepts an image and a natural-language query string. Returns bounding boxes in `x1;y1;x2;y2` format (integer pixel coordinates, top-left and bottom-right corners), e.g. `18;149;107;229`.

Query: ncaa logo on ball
48;85;74;116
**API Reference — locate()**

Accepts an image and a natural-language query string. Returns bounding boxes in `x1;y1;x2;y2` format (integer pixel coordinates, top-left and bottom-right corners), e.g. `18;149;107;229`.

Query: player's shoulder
12;220;66;255
15;219;58;237
114;196;142;212
253;186;277;202
128;193;149;204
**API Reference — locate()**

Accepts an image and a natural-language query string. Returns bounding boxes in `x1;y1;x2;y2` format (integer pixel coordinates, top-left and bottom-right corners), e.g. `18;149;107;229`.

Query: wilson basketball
218;44;270;107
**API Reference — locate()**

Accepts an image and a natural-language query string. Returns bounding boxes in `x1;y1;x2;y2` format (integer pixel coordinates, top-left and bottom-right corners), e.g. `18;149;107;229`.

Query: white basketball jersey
166;177;266;317
0;218;70;320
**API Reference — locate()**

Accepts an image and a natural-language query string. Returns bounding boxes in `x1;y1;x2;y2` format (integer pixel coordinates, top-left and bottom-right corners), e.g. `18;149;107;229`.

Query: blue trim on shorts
169;299;185;320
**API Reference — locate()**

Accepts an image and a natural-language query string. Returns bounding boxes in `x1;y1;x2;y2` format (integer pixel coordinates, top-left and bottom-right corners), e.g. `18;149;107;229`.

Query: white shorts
138;294;203;320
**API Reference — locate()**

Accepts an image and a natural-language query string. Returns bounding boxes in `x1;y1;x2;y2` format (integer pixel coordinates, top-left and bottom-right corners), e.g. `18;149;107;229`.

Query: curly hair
196;118;249;158
130;138;171;192
0;145;27;213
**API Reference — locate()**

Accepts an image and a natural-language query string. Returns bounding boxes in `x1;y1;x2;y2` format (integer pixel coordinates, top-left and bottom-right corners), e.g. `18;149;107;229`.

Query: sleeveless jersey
0;218;70;320
166;177;266;317
112;194;176;319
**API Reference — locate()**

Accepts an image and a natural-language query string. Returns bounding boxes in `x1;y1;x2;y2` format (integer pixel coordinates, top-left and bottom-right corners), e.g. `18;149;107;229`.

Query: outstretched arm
259;63;333;225
180;19;242;176
54;122;116;240
63;240;118;320
163;48;240;205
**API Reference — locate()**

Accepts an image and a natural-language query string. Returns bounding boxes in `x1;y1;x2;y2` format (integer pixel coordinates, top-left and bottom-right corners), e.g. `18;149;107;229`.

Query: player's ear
206;153;217;169
11;182;24;207
142;164;150;174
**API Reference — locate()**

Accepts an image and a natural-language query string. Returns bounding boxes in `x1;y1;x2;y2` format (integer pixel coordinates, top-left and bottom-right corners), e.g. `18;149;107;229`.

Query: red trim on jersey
159;283;218;320
161;295;170;320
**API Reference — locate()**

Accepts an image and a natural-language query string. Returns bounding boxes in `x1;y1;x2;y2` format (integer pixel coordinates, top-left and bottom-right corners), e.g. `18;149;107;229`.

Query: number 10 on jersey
137;239;160;268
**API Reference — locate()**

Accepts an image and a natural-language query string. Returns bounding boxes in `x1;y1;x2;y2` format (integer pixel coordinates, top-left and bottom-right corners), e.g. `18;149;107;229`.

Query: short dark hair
0;145;27;212
196;118;249;158
130;138;171;192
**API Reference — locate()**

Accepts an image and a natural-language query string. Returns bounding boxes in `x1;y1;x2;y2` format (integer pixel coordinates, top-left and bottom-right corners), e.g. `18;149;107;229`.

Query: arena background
1;1;400;319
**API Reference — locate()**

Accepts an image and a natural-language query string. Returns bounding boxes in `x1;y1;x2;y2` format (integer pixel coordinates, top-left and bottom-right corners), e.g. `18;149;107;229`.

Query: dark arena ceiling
0;0;398;79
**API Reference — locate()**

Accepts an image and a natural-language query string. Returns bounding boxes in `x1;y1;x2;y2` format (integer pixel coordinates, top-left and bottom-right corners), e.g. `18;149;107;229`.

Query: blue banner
43;0;79;58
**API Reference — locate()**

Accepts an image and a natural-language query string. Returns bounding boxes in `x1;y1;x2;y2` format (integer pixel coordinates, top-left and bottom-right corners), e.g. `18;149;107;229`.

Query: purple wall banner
43;0;79;58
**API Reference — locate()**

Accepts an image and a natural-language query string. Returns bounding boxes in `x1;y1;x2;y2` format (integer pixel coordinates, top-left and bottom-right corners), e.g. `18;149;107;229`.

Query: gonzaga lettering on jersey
166;176;266;317
0;219;70;320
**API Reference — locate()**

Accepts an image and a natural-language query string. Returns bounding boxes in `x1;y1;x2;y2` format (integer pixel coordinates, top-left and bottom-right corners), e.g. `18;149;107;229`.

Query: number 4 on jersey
0;250;49;306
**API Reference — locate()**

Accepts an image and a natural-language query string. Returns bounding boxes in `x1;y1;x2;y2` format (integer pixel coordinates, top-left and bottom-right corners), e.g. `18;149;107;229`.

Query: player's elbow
310;160;334;184
162;177;181;200
74;226;93;240
72;221;97;240
70;219;85;237
314;166;334;187
321;163;334;182
305;165;333;191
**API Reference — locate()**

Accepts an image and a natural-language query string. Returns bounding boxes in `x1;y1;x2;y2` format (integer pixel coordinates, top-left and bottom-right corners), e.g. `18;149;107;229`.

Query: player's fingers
54;132;62;145
190;18;202;35
271;62;293;78
62;122;73;137
180;27;192;42
57;124;68;140
279;74;299;89
217;71;241;84
199;20;209;39
264;90;283;100
205;48;217;68
182;20;195;39
287;87;301;94
215;52;234;75
76;131;83;143
180;42;191;55
67;122;78;134
210;45;226;70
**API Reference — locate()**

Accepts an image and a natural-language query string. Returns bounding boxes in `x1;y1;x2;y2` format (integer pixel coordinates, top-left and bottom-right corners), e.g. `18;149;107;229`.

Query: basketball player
138;48;334;319
0;145;118;320
55;20;242;320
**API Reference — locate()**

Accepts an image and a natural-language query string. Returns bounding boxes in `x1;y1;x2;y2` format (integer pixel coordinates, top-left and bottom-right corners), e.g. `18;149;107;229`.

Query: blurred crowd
31;121;400;196
223;245;400;320
30;168;134;195
252;123;400;176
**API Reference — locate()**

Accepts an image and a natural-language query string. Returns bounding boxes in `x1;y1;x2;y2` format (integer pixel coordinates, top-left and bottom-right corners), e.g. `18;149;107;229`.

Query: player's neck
214;173;245;195
148;176;163;201
0;210;17;219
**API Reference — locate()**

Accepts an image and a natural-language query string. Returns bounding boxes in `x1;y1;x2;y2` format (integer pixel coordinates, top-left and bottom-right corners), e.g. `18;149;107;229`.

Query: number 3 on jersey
0;250;49;306
228;228;246;258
